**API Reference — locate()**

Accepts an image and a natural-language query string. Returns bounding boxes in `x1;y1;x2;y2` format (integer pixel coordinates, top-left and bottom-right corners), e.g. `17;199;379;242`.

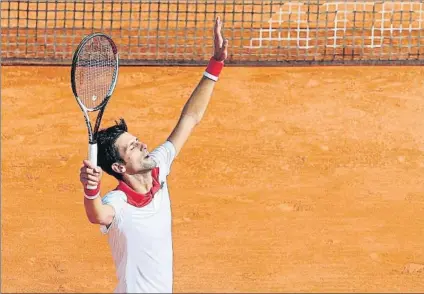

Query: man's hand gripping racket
71;33;119;195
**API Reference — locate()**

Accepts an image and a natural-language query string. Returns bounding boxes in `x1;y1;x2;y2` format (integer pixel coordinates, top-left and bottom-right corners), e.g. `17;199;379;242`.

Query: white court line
245;1;423;50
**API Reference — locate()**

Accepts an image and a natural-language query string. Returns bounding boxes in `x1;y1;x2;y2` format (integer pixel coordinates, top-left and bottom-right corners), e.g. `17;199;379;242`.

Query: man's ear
112;162;126;174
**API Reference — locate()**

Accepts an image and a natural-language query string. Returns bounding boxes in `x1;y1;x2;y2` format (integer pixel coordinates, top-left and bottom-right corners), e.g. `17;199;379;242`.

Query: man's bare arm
167;16;228;156
167;77;217;156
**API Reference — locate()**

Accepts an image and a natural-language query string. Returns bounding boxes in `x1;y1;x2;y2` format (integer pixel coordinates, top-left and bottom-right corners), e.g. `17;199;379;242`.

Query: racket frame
71;32;119;145
71;33;119;189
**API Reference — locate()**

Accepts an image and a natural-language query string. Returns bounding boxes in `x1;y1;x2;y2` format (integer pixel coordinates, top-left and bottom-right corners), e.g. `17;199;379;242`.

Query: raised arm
167;16;228;156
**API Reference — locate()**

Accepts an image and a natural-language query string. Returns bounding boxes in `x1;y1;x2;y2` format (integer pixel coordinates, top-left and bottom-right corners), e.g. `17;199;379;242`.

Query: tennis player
79;17;228;293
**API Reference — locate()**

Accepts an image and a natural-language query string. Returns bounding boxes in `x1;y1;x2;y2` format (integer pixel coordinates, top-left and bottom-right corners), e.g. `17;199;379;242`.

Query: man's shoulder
150;141;176;179
102;189;127;205
150;141;176;157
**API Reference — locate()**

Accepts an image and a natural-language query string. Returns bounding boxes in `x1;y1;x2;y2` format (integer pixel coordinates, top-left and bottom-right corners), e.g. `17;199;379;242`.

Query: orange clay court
2;64;424;292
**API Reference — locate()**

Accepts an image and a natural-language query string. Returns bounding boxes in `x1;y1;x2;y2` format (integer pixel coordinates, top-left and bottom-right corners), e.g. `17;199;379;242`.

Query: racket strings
75;36;116;110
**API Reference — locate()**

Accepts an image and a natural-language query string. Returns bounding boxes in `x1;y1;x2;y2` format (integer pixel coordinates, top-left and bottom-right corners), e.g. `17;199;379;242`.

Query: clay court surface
2;65;424;292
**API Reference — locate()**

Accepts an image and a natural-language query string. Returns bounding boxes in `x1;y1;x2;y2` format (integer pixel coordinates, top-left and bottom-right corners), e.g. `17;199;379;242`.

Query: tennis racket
71;33;119;189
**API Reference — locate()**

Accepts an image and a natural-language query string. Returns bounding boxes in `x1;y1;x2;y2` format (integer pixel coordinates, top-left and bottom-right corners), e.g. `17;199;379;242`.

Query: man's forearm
181;76;216;123
84;197;106;224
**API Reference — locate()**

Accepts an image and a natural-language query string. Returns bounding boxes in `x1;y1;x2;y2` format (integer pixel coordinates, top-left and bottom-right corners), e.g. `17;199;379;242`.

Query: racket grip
87;143;98;190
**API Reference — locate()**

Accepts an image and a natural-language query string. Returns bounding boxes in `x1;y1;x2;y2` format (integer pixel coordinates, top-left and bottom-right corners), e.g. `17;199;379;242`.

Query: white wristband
203;71;218;82
84;192;100;200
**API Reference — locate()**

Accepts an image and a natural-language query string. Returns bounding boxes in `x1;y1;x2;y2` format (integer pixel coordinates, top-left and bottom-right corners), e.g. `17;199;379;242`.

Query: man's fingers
222;38;229;52
80;160;101;189
222;39;229;60
213;38;229;61
214;16;221;35
80;174;88;182
80;173;100;181
80;167;98;176
81;163;101;175
86;180;99;187
80;175;100;186
83;159;98;170
87;174;100;182
81;178;99;187
214;16;223;52
86;178;99;186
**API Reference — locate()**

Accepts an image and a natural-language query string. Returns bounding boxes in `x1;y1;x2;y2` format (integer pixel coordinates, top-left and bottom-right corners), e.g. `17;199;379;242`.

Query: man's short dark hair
97;118;128;180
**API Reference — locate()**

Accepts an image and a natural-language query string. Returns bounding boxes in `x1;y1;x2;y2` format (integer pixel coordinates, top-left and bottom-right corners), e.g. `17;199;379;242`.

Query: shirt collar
115;167;162;208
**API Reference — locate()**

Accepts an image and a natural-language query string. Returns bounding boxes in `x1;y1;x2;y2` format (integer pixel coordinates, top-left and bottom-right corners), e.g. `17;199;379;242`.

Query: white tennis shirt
100;141;176;293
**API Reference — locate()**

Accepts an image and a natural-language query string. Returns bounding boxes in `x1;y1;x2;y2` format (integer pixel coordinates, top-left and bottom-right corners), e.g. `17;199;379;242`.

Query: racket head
71;33;119;112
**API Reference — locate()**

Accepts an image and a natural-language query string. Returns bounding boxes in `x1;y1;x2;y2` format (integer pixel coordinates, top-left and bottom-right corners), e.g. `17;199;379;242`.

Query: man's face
114;132;156;175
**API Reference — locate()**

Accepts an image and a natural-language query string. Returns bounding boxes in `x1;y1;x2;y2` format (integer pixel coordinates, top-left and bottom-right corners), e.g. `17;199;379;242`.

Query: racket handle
87;143;98;190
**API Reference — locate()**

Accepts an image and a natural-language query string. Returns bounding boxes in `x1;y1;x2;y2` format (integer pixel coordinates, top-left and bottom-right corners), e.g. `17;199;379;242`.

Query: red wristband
84;182;101;198
204;57;224;81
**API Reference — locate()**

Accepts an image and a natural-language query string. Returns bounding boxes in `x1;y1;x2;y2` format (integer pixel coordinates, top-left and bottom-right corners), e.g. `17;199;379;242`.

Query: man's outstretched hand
213;16;228;62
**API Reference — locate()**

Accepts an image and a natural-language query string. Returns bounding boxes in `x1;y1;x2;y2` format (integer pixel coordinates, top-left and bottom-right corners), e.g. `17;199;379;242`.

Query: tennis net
2;0;424;65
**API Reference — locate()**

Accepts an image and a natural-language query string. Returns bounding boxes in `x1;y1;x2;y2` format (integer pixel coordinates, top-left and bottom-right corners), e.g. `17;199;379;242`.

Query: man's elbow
86;213;101;224
85;211;107;225
87;215;112;226
181;113;201;126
